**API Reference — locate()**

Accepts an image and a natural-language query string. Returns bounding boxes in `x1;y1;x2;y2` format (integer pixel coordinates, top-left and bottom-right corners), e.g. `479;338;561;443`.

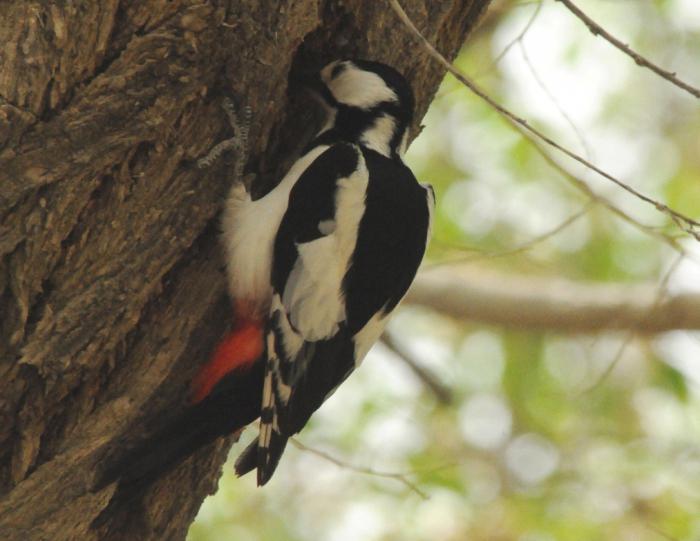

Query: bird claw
197;99;252;179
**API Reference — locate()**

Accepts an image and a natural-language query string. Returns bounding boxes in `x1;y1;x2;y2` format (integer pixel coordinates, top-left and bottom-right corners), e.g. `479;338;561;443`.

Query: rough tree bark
0;1;491;539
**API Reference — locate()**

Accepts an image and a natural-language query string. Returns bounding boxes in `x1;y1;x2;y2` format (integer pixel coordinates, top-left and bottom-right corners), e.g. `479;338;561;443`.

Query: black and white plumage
223;59;434;484
94;60;433;496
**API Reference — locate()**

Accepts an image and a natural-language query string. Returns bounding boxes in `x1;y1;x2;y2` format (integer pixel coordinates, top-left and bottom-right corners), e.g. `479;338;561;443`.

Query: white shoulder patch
282;148;369;341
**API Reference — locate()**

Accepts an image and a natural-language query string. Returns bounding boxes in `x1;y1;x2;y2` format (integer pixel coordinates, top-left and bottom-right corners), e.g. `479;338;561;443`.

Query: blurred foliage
189;1;700;539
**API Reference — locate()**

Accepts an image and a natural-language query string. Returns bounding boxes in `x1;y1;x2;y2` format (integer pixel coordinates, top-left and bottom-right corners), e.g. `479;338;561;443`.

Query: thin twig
556;0;700;100
425;202;592;268
450;0;541;90
643;521;682;541
439;4;682;253
518;42;594;160
381;332;453;404
580;331;635;395
387;0;700;241
499;202;590;256
492;0;543;67
527;132;686;255
580;253;684;393
289;438;429;499
479;0;594;160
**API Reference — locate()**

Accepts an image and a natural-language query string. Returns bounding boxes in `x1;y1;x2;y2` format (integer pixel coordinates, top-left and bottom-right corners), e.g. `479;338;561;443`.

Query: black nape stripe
331;62;347;79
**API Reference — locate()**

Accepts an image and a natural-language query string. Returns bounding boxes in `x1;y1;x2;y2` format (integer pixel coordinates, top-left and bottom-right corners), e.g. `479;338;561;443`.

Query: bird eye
330;62;346;80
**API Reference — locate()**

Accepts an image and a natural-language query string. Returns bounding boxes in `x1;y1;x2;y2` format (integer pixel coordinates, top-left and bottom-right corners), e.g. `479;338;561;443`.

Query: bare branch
443;7;684;254
556;0;700;100
387;0;700;241
491;0;543;67
289;439;428;499
426;203;592;266
643;521;682;541
581;253;684;392
518;42;594;160
381;332;453;404
404;268;700;334
525;132;686;255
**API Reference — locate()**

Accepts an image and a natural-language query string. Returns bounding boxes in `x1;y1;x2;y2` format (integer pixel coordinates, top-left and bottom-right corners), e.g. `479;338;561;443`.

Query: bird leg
197;98;252;185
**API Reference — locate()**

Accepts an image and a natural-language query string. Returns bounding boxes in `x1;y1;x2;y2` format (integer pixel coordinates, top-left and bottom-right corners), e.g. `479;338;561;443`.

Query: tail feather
94;359;264;495
91;319;266;531
96;404;233;493
233;439;258;477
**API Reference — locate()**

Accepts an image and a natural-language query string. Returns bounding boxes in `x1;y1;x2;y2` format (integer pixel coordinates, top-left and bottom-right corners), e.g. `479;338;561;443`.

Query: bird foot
197;98;252;181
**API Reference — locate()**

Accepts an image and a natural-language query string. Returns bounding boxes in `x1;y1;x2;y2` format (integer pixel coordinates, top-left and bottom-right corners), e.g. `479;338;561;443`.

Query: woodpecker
98;59;433;493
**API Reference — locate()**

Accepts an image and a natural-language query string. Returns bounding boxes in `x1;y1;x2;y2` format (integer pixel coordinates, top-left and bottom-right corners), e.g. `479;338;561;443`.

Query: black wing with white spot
242;143;433;485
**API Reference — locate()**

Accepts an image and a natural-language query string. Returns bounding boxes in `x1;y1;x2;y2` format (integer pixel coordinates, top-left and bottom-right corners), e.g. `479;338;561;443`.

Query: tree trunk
0;1;490;539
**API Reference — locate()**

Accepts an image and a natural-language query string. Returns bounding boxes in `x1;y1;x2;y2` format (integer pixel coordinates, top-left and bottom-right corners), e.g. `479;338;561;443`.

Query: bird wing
237;143;433;485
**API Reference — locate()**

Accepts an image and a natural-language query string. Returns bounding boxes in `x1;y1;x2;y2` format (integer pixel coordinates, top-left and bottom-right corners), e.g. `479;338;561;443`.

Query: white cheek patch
360;114;396;157
329;66;398;109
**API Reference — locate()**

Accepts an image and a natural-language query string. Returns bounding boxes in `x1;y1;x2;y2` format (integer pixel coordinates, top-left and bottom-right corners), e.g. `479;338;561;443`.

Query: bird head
310;59;415;157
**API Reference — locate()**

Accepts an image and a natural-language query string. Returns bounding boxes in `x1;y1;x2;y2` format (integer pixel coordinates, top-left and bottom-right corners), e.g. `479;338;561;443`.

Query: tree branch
289;438;428;499
556;0;700;100
381;333;453;404
404;268;700;334
387;0;700;241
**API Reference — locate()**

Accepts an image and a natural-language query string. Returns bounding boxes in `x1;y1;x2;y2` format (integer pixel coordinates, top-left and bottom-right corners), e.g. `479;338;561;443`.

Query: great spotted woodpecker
98;59;433;492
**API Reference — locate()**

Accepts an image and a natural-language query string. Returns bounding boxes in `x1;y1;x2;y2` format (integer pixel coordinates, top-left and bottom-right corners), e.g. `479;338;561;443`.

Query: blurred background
189;1;700;539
